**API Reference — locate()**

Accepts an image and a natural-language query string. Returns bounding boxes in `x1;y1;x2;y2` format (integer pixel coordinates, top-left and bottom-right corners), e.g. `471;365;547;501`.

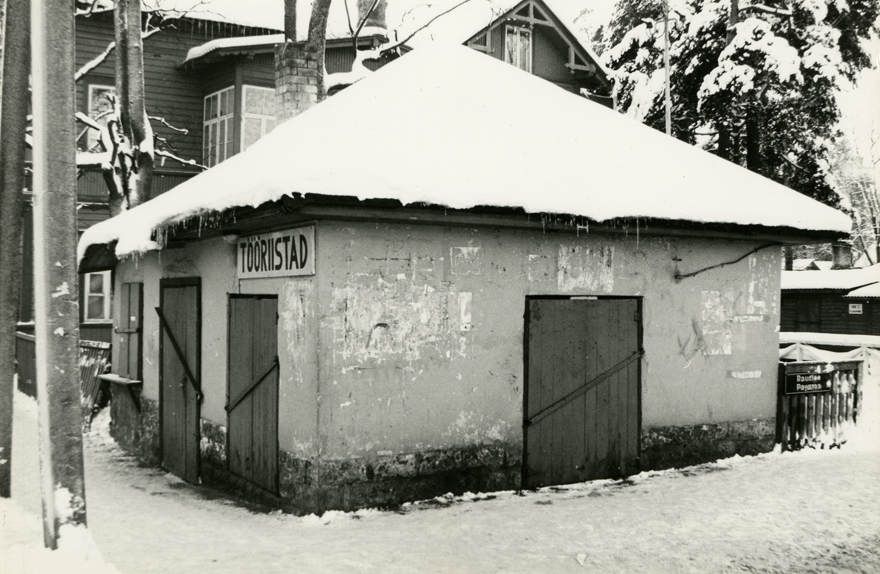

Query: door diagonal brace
155;307;202;402
525;349;644;427
226;356;279;413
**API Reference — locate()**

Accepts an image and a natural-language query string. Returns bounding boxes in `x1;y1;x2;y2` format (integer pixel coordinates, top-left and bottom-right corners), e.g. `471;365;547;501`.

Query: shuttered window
116;283;143;380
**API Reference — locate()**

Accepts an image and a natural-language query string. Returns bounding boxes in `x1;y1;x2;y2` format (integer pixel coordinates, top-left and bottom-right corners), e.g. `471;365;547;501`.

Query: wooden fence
14;331;111;427
777;360;862;451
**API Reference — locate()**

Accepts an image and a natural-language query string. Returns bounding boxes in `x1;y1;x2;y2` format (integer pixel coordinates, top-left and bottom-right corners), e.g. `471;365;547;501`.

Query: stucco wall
313;222;780;461
114;220;781;475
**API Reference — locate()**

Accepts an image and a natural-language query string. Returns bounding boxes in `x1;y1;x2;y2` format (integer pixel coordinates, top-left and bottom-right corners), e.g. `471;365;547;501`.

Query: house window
242;85;277;152
203;87;235;167
505;26;532;73
794;298;821;332
84;271;112;322
87;84;115;150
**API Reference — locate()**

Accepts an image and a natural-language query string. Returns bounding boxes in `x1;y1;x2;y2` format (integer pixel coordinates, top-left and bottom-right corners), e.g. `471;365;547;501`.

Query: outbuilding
79;45;849;512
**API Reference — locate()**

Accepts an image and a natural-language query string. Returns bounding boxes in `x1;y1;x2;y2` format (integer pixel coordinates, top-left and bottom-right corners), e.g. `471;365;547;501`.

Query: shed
780;265;880;336
79;45;849;512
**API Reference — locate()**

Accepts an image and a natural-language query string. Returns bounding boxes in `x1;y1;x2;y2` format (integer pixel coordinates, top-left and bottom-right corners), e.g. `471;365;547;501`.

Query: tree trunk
284;0;296;41
746;110;762;175
109;0;153;215
0;0;31;500
31;0;87;548
717;0;739;161
307;0;332;101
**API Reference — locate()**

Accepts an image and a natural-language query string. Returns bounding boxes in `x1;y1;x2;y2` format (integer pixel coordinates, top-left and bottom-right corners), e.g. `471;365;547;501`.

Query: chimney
831;242;852;270
357;0;387;33
275;42;320;121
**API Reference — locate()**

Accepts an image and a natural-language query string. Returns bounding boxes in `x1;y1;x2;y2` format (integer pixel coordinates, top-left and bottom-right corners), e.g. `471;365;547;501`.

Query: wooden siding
781;292;879;336
75;14;275;173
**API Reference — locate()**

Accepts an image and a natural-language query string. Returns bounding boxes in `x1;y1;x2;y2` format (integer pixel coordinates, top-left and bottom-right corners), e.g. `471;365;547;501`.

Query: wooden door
524;297;641;489
158;279;201;484
227;296;279;493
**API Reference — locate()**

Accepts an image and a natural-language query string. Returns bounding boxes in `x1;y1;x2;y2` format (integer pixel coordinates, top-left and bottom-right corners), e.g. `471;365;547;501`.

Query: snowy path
5;390;880;574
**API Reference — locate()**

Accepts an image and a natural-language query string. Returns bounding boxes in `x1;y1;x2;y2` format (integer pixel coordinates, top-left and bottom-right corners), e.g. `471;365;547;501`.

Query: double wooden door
524;297;642;489
227;295;279;494
158;279;201;484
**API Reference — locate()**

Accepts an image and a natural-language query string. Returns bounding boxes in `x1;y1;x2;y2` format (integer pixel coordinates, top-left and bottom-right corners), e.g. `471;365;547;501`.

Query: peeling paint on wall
443;410;511;445
701;290;734;356
557;245;614;292
280;282;311;387
450;246;483;275
527;254;555;282
332;270;472;368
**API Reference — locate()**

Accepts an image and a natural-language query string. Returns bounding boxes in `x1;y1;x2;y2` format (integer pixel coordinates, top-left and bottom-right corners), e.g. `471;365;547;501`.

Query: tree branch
380;0;472;55
154;149;207;170
148;115;188;134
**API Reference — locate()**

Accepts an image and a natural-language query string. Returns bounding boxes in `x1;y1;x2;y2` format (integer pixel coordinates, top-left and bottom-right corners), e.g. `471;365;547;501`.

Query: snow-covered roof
780;332;880;348
78;45;850;263
183;34;284;64
781;265;880;291
846;282;880;298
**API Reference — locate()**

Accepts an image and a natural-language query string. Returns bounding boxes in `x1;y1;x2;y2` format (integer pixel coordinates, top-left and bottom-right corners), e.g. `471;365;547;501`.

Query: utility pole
0;0;31;499
31;0;87;548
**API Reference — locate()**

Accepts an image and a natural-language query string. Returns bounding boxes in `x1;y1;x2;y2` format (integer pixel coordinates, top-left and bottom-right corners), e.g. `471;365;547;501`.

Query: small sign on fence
777;359;862;451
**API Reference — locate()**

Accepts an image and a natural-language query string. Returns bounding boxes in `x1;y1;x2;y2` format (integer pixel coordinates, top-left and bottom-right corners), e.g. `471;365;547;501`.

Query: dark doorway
524;297;642;489
158;278;201;483
227;295;279;494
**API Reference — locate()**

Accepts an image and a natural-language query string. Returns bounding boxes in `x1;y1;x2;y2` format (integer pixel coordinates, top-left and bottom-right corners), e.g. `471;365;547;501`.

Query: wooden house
78;45;848;512
18;0;609;342
781;265;880;337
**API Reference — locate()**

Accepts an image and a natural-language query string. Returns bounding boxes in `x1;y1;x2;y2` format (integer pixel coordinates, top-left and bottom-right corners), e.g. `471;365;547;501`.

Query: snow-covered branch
740;4;793;18
148;116;188;135
154;149;208;170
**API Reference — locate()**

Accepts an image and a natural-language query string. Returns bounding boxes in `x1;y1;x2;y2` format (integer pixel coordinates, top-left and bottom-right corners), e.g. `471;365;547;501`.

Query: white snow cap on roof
845;281;880;298
79;44;850;262
782;264;880;290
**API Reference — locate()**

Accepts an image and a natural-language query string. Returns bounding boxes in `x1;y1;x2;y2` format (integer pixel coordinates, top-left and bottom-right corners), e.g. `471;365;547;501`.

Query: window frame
203;86;235;167
86;82;116;151
83;270;112;323
241;85;277;152
504;25;532;73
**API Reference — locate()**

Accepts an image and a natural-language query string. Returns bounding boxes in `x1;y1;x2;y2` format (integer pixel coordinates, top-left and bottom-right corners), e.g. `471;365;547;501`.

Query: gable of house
462;0;610;98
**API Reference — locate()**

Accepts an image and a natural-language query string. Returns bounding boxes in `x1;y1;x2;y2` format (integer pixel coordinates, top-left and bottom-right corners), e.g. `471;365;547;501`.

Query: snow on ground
3;380;880;574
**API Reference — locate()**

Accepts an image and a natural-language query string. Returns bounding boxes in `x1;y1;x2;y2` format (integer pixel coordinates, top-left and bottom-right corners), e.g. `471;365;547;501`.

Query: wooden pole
31;0;87;548
0;0;31;499
663;5;671;136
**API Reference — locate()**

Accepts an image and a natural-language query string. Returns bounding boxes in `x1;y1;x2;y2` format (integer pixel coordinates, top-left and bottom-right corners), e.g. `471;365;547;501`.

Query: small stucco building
79;46;849;512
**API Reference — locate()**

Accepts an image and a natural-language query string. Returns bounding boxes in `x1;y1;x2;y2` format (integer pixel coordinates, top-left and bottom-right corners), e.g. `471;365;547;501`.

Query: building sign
848;303;863;315
783;371;832;395
237;225;315;279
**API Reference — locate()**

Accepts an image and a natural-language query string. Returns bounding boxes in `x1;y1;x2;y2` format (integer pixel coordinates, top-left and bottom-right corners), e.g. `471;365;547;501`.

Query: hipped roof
78;45;851;263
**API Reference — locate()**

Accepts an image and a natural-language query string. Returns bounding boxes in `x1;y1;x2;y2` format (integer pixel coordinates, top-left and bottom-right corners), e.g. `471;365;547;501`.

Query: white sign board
237;225;315;279
848;303;863;315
